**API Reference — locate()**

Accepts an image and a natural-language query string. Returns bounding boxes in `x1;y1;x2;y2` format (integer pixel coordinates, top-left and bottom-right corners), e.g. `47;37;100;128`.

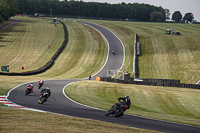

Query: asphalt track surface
6;21;200;133
0;19;20;31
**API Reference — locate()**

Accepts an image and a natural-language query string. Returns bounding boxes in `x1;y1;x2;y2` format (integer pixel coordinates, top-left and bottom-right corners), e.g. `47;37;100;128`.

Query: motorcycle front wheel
25;90;30;95
114;109;124;117
105;111;110;116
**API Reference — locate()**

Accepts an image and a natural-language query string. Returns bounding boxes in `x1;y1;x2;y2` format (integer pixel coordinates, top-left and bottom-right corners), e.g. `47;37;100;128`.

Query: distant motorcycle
112;51;115;55
105;102;129;117
38;83;43;89
38;92;48;104
38;79;44;89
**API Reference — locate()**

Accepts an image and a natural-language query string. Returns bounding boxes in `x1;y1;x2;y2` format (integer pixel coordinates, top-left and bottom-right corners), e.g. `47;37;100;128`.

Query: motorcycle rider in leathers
38;87;51;104
26;83;34;93
116;95;131;109
38;79;44;89
106;95;131;116
40;87;51;98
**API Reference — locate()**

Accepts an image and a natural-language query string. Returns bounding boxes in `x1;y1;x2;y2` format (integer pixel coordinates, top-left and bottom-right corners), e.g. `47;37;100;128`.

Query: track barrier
100;76;200;89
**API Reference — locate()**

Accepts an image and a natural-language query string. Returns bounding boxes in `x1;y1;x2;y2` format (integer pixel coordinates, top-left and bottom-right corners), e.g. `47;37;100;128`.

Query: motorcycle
38;83;43;89
38;79;44;89
105;102;128;117
38;92;49;104
25;87;32;95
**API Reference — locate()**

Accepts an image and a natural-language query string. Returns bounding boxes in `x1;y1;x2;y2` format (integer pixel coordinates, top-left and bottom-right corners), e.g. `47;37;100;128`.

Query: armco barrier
100;77;200;89
133;34;139;78
0;20;68;76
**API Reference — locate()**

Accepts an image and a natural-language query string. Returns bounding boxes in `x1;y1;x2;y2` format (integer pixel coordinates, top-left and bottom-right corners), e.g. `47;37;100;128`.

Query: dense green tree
165;9;170;20
7;0;19;16
172;11;182;22
0;15;3;22
0;0;18;22
183;12;194;23
0;0;10;21
150;11;164;22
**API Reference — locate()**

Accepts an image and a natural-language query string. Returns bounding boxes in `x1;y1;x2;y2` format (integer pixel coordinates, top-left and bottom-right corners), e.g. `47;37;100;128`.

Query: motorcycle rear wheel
40;98;45;104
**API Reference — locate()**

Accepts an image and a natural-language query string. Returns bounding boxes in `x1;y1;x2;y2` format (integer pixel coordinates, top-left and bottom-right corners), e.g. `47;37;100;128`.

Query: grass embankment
0;16;64;72
35;20;107;78
65;80;200;127
75;19;200;84
0;107;158;133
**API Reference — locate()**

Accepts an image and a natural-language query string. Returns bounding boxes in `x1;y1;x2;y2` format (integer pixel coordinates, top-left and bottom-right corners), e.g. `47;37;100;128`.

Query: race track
7;21;200;133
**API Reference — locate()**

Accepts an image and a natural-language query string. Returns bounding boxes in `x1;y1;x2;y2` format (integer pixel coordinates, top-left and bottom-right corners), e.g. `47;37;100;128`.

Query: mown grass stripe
65;80;200;127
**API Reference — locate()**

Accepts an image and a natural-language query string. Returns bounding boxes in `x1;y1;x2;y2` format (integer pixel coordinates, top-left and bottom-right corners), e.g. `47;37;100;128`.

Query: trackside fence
133;34;140;78
100;77;200;89
0;20;68;76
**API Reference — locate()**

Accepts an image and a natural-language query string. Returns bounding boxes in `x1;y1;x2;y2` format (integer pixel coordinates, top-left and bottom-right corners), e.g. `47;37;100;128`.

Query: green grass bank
65;80;200;127
74;19;200;84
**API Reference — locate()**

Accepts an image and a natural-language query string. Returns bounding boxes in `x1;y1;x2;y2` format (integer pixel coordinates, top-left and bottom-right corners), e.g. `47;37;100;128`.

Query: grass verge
65;80;200;127
0;107;159;133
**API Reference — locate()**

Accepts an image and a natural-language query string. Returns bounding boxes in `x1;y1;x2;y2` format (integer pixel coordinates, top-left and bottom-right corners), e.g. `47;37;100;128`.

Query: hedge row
100;77;200;89
0;20;68;76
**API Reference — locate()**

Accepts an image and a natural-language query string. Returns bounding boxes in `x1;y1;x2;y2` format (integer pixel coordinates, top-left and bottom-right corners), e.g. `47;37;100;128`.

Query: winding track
7;21;200;133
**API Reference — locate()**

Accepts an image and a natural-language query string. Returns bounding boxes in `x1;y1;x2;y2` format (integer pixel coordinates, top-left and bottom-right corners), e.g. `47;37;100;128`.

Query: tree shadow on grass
0;34;10;36
1;23;27;33
0;34;13;43
0;39;13;43
0;45;6;47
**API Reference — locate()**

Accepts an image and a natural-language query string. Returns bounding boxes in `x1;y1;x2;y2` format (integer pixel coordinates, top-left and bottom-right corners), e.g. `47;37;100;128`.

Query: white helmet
125;95;129;99
30;83;33;87
39;79;43;83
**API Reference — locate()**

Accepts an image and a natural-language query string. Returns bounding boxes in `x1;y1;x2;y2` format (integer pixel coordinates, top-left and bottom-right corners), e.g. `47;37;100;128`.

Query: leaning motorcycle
38;83;43;89
25;87;32;95
38;92;48;104
105;102;128;117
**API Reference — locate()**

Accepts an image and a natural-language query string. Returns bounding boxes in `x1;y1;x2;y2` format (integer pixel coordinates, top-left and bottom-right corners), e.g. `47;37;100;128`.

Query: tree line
172;11;194;23
2;0;194;23
16;0;167;22
0;0;18;22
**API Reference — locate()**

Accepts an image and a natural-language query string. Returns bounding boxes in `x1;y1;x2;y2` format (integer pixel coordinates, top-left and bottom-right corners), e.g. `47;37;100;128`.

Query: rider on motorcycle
41;87;51;98
26;83;34;93
38;79;44;89
105;95;131;117
38;87;51;104
117;95;131;109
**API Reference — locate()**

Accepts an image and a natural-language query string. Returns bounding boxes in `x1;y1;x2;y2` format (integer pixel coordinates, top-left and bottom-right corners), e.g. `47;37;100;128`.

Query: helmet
39;79;43;83
124;95;129;98
46;87;50;90
30;83;33;87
